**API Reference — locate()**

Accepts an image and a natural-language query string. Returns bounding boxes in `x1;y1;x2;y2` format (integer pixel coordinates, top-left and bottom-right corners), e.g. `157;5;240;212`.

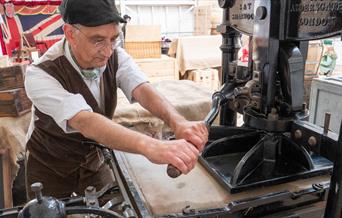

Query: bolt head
256;6;267;20
86;186;95;192
31;182;43;192
294;130;302;140
308;136;317;146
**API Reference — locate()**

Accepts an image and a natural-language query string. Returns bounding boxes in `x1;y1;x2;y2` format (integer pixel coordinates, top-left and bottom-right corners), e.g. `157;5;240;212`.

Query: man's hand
173;120;208;152
144;139;200;175
132;83;209;152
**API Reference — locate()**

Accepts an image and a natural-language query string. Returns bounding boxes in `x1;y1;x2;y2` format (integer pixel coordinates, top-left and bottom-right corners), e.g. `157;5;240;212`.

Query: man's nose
101;44;113;58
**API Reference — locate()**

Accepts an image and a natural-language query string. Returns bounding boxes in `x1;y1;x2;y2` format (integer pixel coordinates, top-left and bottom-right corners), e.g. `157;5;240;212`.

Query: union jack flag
1;3;63;56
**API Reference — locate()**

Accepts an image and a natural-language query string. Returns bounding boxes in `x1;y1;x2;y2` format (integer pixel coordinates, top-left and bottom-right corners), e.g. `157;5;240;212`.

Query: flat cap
59;0;125;27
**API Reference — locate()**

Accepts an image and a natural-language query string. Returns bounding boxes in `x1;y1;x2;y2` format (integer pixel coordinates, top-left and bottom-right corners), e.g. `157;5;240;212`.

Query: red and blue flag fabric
0;0;63;56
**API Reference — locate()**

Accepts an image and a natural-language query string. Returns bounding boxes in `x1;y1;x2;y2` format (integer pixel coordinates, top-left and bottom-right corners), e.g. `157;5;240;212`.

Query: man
24;0;208;199
118;14;131;48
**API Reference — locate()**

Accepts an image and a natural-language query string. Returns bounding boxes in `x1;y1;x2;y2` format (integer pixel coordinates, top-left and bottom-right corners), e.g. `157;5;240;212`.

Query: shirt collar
64;39;106;80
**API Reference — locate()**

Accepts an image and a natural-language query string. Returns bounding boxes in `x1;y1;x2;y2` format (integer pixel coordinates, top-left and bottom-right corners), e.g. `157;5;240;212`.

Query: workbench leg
0;149;13;208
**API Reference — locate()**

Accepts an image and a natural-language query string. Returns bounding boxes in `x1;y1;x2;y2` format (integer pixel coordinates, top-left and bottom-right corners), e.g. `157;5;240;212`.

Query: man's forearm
68;110;156;155
67;110;201;174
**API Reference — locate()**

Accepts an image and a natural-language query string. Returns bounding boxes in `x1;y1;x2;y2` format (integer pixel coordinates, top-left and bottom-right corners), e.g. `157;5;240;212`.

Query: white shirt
25;38;148;137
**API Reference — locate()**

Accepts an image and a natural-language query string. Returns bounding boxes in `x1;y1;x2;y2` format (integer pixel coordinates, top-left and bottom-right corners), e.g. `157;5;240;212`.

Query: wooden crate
135;55;178;83
125;25;161;59
0;88;32;117
0;64;26;91
125;41;161;59
187;68;220;91
194;5;212;35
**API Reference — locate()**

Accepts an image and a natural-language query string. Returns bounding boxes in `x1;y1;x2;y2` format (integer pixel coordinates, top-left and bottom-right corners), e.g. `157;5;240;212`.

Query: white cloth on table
168;35;222;76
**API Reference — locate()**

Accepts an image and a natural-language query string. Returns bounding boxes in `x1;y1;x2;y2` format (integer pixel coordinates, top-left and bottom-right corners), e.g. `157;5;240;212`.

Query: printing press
1;0;342;217
114;0;342;217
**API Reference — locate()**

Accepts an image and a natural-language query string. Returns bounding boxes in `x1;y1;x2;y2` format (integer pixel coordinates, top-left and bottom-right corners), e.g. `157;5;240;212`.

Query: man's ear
63;24;76;44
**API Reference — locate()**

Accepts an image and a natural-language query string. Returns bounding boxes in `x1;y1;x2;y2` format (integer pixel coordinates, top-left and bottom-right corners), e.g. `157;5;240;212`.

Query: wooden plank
0;149;13;208
194;5;211;35
305;41;323;76
0;88;32;117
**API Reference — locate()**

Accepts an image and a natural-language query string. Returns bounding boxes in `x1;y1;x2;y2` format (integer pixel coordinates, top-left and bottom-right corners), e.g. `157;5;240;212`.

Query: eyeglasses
73;25;120;51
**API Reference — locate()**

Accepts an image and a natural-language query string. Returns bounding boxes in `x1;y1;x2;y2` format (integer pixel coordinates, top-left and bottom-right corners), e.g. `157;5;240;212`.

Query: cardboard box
125;25;161;59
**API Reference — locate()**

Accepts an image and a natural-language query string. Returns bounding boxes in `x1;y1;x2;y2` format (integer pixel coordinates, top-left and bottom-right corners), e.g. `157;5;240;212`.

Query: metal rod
218;8;240;126
324;120;342;218
204;95;222;127
102;149;133;210
167;93;223;178
108;150;136;218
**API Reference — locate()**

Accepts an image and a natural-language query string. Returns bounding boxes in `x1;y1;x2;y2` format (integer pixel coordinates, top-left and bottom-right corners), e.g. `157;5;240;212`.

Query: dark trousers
26;154;115;199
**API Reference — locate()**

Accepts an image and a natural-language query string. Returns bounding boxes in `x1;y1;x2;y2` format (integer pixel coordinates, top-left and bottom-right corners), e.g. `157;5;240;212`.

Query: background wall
116;0;223;38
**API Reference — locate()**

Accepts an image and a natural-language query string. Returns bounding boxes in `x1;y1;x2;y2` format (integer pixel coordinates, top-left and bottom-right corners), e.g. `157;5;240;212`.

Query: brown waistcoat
26;51;118;177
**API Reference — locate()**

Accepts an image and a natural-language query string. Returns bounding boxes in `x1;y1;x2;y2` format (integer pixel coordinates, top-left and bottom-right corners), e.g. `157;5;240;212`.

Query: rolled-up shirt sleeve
116;47;149;103
25;65;93;133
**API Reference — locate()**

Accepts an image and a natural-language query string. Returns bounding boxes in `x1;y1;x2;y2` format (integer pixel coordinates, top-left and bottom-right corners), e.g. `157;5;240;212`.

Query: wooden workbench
115;151;330;217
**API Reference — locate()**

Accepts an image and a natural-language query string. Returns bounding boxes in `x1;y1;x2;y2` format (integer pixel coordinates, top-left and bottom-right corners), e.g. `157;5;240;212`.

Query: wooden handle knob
167;164;182;178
